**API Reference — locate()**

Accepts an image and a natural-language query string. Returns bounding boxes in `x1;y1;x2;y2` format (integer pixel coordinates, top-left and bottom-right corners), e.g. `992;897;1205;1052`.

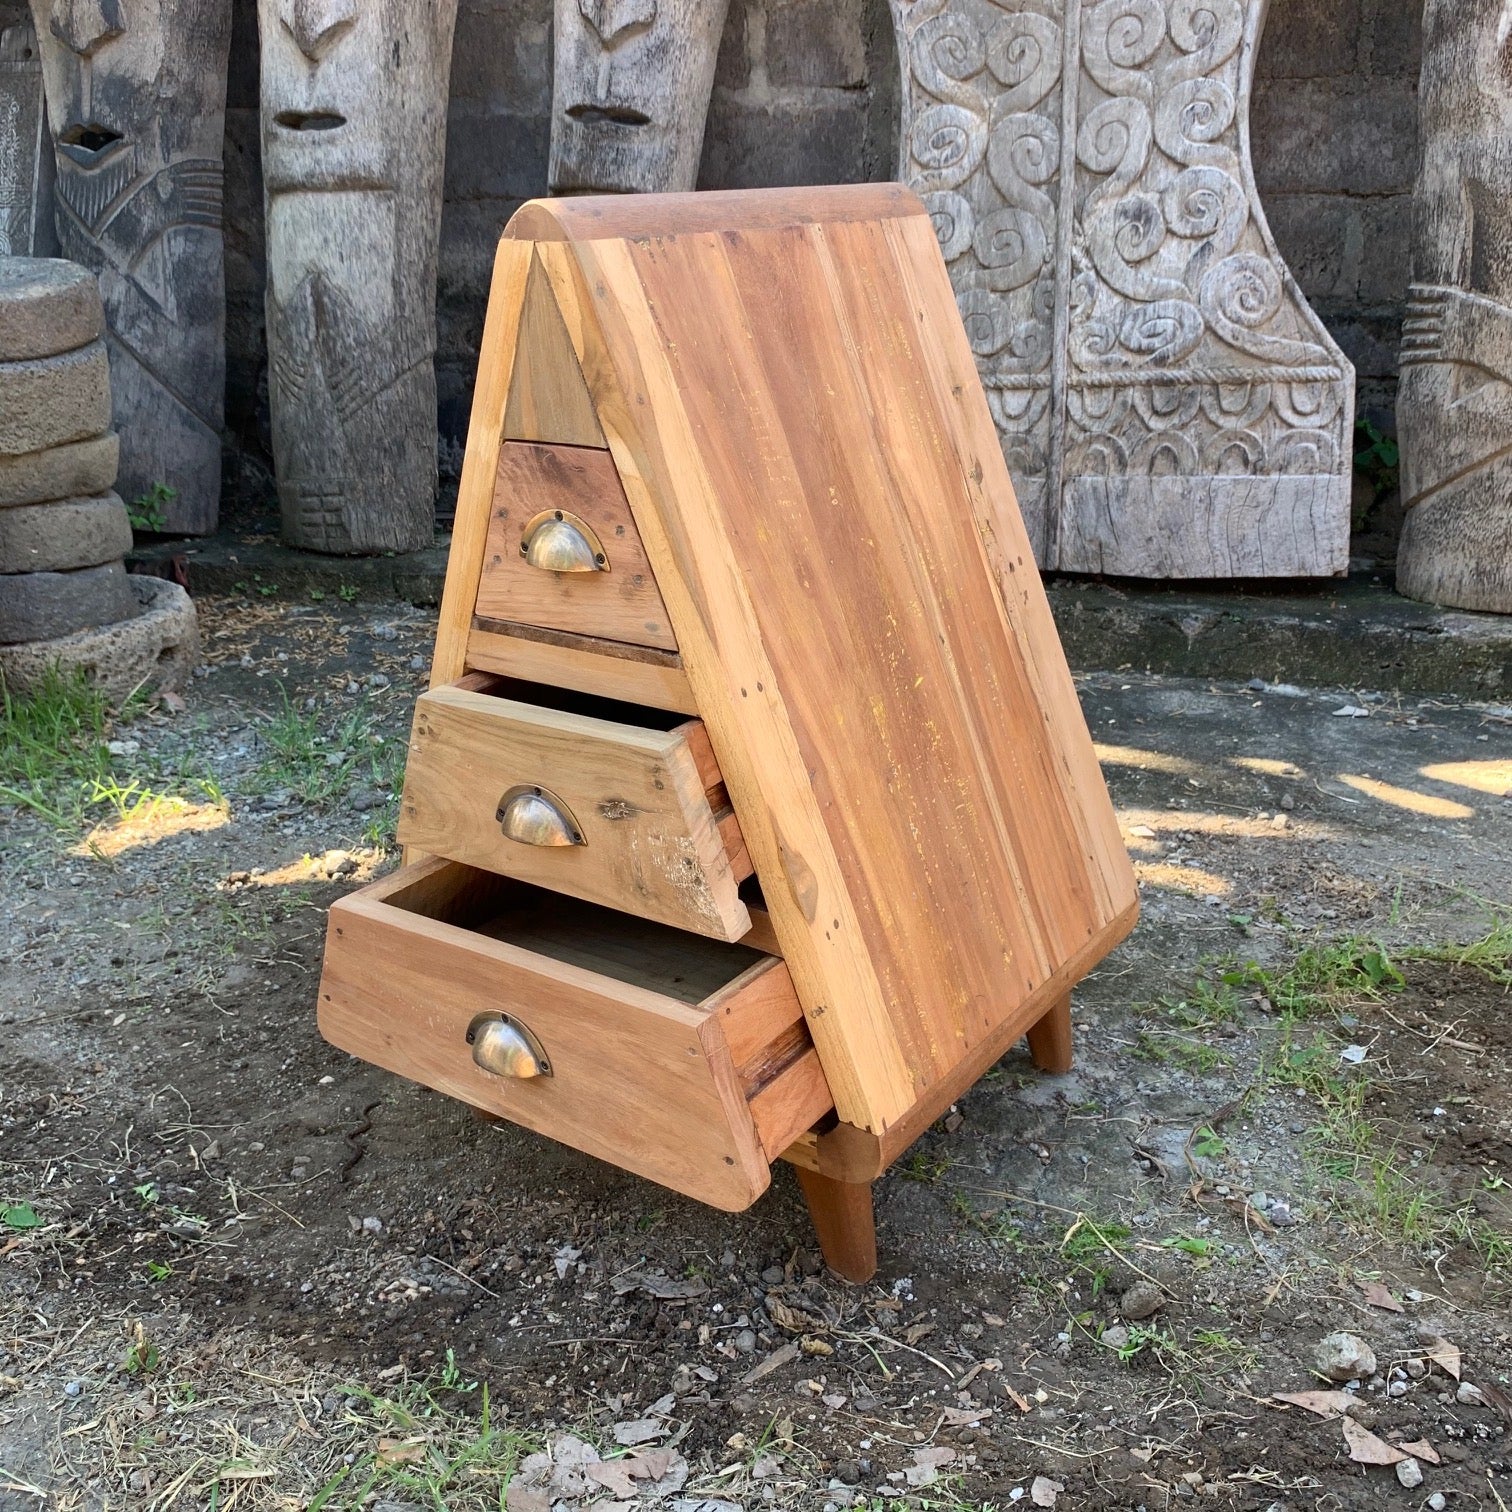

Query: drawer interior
384;860;767;1005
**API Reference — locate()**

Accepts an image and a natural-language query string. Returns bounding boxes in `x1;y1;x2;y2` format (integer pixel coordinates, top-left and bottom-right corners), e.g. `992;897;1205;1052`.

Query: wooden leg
1026;991;1073;1074
794;1165;877;1283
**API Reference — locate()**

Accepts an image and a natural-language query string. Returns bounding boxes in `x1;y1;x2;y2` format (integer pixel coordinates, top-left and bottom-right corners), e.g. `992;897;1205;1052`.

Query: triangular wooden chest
316;185;1138;1279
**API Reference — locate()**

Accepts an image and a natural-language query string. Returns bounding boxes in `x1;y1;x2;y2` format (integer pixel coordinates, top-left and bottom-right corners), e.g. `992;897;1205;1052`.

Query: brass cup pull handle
520;509;609;573
467;1012;551;1079
497;784;586;847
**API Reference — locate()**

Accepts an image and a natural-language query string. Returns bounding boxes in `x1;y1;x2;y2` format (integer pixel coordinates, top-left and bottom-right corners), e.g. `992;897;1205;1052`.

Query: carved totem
1397;0;1512;613
29;0;231;535
259;0;459;554
890;0;1354;578
0;20;56;258
550;0;730;194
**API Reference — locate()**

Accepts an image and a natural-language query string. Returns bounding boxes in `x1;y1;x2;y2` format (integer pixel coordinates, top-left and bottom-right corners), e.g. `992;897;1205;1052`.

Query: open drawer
317;859;832;1211
398;675;752;941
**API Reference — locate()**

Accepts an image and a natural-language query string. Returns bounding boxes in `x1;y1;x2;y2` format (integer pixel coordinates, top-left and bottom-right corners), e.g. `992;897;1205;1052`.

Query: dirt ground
2;593;1510;1511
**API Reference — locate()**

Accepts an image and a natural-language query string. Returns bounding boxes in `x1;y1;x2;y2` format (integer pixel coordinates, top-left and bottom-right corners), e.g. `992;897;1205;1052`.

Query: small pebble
1314;1331;1376;1382
1428;1494;1447;1511
1457;1381;1486;1406
63;1381;82;1397
735;1329;756;1354
1395;1458;1423;1490
1119;1281;1166;1321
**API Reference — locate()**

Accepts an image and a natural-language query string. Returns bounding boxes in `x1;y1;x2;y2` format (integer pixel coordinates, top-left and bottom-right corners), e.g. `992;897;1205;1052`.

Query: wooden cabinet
317;185;1138;1281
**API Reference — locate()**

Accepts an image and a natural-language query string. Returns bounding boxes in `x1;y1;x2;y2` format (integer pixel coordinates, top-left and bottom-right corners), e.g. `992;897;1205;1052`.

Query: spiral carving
911;13;987;108
922;190;976;261
1201;254;1330;365
1082;0;1166;100
974;206;1051;292
910;103;988;191
1118;298;1205;365
985;13;1063;113
1153;77;1238;170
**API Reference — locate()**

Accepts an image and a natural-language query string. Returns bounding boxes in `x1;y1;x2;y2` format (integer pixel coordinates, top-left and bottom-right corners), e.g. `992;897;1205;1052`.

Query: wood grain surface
503;253;606;447
399;683;751;941
477;441;678;649
507;186;1138;1133
317;860;771;1210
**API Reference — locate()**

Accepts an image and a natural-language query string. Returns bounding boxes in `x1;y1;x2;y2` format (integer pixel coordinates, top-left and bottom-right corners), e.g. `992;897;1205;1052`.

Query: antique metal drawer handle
520;509;609;573
467;1012;552;1079
497;784;586;847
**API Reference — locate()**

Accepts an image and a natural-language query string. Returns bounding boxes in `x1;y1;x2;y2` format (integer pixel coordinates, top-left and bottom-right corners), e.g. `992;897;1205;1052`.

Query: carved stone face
29;0;231;532
257;0;458;553
550;0;730;193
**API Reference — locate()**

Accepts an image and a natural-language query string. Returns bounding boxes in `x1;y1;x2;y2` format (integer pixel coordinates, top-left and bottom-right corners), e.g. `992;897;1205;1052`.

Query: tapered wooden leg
1026;991;1073;1074
795;1165;877;1283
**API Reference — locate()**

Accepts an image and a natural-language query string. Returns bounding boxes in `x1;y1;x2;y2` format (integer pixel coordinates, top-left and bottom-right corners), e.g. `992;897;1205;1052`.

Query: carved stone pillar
1397;0;1512;613
29;0;231;535
259;0;459;554
550;0;730;194
890;0;1354;579
1;20;56;257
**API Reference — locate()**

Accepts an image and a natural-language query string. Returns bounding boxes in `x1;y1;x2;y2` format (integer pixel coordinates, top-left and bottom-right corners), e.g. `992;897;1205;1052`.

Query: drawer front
476;441;677;652
398;684;751;941
316;862;833;1209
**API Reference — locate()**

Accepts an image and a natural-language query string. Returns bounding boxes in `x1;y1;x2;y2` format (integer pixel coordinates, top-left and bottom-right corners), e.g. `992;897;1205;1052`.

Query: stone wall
6;0;1423;546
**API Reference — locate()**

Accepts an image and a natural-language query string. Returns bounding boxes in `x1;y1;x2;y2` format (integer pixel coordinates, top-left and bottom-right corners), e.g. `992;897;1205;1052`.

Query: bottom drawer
317;859;832;1210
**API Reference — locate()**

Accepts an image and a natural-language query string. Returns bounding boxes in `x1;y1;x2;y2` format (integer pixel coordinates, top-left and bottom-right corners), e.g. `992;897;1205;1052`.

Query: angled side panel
531;235;920;1134
431;238;534;689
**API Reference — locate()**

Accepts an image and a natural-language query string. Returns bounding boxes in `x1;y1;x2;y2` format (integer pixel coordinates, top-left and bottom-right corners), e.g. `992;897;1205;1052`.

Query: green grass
251;692;404;813
0;667;216;830
1237;938;1403;1017
312;1365;535;1512
1402;919;1512;986
1134;1029;1231;1073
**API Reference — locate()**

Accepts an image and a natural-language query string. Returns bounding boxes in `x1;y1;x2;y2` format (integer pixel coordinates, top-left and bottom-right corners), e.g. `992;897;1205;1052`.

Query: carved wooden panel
890;0;1354;579
0;21;54;259
1396;0;1512;613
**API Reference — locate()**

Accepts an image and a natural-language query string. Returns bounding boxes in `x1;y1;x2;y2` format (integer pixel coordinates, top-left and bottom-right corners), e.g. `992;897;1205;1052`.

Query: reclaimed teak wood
316;185;1138;1281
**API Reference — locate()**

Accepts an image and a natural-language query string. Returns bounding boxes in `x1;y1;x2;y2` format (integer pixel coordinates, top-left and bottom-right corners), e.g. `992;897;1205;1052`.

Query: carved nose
282;0;359;62
49;0;125;58
576;0;657;46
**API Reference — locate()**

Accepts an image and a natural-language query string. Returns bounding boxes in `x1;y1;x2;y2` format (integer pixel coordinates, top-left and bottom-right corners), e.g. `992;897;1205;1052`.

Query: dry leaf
1343;1417;1408;1466
740;1341;798;1384
941;1406;991;1426
612;1418;665;1446
799;1336;833;1356
612;1270;709;1300
1478;1380;1512;1426
1424;1335;1461;1380
1398;1439;1441;1466
904;1321;937;1345
903;1446;957;1488
1031;1475;1064;1506
504;1487;549;1512
1359;1280;1404;1313
1273;1390;1363;1420
376;1438;425;1466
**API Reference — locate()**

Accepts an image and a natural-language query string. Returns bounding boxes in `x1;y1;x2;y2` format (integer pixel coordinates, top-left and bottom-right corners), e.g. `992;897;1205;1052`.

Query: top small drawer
476;441;677;652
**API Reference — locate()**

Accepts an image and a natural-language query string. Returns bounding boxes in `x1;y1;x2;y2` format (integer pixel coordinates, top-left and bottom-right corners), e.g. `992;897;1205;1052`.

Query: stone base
0;576;200;703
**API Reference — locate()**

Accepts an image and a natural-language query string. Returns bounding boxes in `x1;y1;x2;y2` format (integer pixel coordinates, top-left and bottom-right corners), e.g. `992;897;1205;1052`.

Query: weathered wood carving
890;0;1354;578
1397;0;1512;613
29;0;231;535
259;0;459;554
549;0;730;194
0;20;55;258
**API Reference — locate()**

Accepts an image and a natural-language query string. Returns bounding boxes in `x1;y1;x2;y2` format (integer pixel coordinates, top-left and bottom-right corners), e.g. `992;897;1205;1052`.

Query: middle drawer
398;676;753;942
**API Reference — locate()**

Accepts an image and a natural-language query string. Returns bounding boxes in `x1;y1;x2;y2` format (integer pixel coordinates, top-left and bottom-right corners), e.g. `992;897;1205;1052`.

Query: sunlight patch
1095;743;1202;777
74;798;230;859
1230;756;1306;778
1337;774;1474;821
1419;759;1512;798
1133;861;1232;898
